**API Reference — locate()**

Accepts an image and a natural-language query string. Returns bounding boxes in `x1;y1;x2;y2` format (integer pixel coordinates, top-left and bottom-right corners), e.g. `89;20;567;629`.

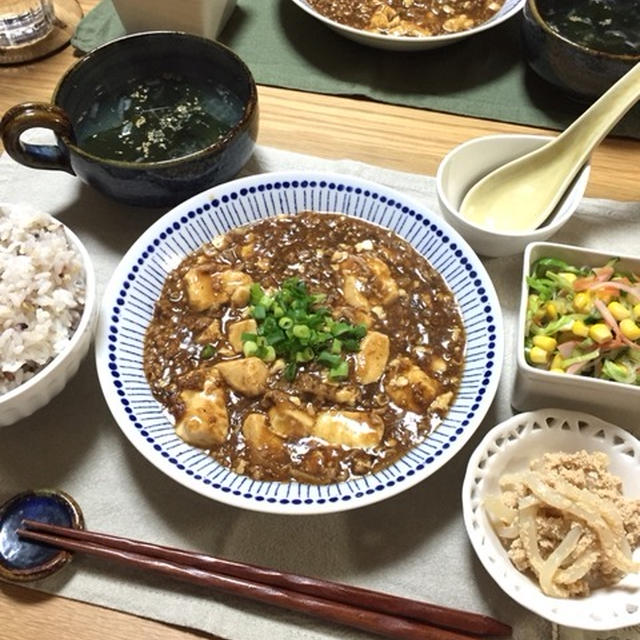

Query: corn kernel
529;346;549;364
550;367;565;374
559;272;577;283
620;318;640;341
546;302;557;319
551;354;564;369
633;303;640;319
573;292;592;312
589;323;613;344
607;301;630;321
571;320;589;337
532;335;557;352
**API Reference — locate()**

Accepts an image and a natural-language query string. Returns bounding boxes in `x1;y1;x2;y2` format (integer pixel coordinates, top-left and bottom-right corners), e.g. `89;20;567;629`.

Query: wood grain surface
0;1;638;639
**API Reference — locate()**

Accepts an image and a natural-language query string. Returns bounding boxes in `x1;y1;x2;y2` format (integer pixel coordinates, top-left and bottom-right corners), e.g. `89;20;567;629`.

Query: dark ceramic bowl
522;0;640;99
0;32;258;207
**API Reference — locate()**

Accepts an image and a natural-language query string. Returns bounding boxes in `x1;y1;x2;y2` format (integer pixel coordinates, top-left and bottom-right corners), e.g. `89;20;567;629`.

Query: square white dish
512;242;640;432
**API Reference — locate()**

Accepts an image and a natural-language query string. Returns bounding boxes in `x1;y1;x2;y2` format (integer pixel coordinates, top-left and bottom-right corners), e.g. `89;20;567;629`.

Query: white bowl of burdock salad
0;203;97;426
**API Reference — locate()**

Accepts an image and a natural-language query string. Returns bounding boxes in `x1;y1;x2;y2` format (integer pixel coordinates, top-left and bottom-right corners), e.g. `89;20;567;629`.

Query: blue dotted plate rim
95;170;504;515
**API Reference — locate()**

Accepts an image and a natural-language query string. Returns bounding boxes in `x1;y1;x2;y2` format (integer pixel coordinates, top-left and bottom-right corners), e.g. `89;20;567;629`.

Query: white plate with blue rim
95;171;503;514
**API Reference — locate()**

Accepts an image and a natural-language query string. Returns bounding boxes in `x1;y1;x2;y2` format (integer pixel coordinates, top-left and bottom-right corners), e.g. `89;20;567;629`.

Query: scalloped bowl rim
462;408;640;629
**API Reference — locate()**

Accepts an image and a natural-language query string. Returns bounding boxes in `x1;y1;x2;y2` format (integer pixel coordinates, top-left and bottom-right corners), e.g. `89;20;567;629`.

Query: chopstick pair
18;520;511;640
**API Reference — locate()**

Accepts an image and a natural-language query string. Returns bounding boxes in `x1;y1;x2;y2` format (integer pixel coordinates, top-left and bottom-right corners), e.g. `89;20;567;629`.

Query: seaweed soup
538;0;640;56
75;73;244;163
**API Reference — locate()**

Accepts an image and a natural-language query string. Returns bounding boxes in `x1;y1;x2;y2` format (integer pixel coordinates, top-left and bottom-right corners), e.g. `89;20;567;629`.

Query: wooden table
1;1;639;639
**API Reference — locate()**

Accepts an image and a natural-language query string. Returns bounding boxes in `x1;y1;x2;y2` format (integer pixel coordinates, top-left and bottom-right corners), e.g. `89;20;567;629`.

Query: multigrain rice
0;203;85;395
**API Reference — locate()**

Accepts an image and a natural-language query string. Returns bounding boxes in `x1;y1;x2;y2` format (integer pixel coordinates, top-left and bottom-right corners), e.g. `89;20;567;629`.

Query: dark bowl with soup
522;0;640;99
0;32;258;207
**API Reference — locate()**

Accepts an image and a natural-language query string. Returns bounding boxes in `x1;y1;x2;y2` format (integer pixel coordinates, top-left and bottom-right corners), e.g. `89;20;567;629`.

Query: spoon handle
557;62;640;169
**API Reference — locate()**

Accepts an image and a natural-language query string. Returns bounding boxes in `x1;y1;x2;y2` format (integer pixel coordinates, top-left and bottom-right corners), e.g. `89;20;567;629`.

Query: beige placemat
0;140;639;639
558;627;640;640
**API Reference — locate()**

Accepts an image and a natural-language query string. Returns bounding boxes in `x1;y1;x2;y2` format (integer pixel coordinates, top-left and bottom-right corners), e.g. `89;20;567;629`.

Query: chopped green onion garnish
331;322;352;336
284;362;297;381
318;351;343;367
243;341;258;357
201;344;216;359
342;338;360;352
252;305;266;320
329;361;349;380
292;324;310;339
250;283;264;304
353;323;367;338
295;347;314;363
241;277;367;379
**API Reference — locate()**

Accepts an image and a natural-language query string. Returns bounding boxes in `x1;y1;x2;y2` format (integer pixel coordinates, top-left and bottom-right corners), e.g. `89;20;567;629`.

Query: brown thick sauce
306;0;505;36
144;213;465;484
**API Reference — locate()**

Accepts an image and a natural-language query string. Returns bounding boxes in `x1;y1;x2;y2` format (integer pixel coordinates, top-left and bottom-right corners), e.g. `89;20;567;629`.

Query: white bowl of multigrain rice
0;203;97;426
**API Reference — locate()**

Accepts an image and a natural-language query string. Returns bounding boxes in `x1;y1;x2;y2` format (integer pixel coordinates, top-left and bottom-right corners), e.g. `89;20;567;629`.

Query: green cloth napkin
72;0;640;138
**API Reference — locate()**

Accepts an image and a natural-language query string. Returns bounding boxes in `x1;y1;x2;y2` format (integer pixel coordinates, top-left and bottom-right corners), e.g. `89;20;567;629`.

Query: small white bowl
436;134;590;257
462;408;640;630
0;219;97;427
513;242;640;431
288;0;525;51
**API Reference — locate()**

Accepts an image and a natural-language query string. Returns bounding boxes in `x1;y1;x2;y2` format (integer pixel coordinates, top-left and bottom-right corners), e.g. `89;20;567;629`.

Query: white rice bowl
0;203;85;395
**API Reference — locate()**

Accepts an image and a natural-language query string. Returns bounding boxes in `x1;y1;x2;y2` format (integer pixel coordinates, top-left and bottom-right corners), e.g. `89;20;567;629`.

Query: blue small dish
0;490;84;582
522;0;640;99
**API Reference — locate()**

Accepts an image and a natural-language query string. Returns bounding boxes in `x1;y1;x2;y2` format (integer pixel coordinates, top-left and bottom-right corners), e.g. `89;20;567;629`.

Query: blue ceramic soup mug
0;31;259;207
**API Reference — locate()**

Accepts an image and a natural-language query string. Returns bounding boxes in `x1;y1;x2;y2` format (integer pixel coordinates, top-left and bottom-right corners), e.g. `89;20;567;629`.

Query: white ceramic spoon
459;62;640;232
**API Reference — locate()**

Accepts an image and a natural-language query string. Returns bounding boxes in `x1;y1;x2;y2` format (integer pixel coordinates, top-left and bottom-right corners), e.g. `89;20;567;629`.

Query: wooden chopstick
21;519;510;636
18;525;472;640
19;520;510;639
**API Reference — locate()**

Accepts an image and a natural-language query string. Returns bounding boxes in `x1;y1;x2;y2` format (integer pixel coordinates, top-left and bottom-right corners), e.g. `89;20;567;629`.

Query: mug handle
1;102;76;174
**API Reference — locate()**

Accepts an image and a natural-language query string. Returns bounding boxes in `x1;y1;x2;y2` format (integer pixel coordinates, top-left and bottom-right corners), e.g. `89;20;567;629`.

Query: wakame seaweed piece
538;0;640;56
77;75;240;162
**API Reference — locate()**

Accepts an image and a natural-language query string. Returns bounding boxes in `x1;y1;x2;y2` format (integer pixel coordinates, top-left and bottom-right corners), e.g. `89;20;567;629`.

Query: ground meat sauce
306;0;505;37
144;213;465;484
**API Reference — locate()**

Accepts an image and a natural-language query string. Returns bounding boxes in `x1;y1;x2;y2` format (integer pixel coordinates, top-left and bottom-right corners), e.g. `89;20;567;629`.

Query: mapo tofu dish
144;213;465;484
306;0;505;37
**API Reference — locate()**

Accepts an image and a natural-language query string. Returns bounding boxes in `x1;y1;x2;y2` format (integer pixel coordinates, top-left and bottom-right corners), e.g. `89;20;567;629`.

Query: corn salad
525;257;640;384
